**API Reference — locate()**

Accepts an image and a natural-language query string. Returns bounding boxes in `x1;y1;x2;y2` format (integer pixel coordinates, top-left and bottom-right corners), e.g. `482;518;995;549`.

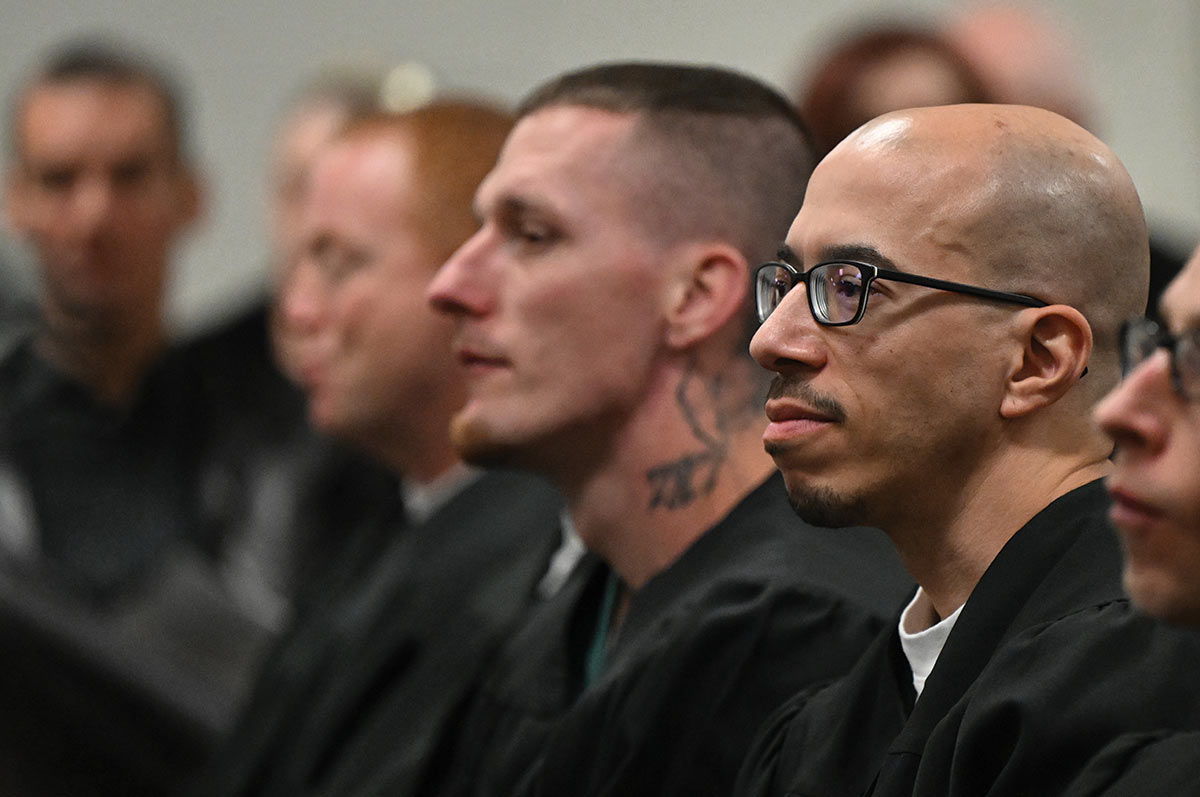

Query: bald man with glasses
736;104;1200;797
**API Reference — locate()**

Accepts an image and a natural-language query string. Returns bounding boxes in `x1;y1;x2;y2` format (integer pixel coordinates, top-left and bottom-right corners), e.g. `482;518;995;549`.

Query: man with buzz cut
735;103;1200;797
423;61;912;797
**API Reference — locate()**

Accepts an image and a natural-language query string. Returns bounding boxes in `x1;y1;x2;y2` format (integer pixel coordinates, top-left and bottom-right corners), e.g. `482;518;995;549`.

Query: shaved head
832;104;1148;399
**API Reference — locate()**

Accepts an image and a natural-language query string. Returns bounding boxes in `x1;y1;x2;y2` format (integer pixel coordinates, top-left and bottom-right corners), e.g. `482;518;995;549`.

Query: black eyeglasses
755;259;1047;326
1120;317;1200;401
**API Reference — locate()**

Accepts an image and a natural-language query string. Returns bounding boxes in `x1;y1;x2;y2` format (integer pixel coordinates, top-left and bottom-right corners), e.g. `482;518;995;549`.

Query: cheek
531;288;659;385
323;282;380;355
1170;460;1200;535
1151;420;1200;526
850;340;995;464
112;198;183;243
358;282;452;370
1123;528;1200;622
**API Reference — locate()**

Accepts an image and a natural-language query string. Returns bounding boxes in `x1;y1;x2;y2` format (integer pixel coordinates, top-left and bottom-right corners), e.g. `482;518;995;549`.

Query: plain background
0;0;1196;333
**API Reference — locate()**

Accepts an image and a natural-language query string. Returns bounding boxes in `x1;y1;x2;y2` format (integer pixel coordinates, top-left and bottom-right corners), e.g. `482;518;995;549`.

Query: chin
450;412;520;468
781;475;866;529
1124;565;1200;627
306;400;337;436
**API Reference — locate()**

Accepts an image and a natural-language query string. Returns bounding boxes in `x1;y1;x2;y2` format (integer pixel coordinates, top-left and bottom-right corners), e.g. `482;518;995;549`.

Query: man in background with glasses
736;104;1200;796
1062;246;1200;795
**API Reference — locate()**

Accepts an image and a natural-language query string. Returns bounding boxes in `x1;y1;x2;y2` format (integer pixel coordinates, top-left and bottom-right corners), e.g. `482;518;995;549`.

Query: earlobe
1000;306;1093;418
663;243;748;350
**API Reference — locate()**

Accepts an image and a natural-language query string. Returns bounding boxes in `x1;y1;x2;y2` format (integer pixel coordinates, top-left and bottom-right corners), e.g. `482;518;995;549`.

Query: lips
761;399;842;453
294;361;326;397
764;400;838;424
458;348;509;369
1107;485;1167;533
454;333;510;371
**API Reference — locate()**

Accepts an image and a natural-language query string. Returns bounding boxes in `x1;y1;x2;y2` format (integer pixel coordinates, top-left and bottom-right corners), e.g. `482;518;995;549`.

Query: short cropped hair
8;37;191;163
518;62;816;270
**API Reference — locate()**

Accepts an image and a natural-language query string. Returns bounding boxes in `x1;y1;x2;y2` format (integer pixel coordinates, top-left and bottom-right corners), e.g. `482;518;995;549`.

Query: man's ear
1000;305;1093;418
662;242;748;350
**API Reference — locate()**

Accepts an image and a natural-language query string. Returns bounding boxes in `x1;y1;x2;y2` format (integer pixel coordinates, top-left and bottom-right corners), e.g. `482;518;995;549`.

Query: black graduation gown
0;337;194;597
194;469;563;797
167;301;398;615
735;480;1200;797
1063;730;1200;796
424;473;913;797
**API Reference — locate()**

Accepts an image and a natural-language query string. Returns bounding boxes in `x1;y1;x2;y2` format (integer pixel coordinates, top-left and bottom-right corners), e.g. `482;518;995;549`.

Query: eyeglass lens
755;262;869;325
812;263;866;324
1123;318;1200;400
756;263;791;323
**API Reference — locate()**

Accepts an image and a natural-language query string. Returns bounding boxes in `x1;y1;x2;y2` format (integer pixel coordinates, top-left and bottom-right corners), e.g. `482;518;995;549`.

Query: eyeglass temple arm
873;267;1047;308
877;267;1084;369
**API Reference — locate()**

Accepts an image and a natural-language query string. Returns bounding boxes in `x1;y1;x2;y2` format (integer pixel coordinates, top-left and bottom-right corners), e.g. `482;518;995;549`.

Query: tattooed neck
645;357;757;510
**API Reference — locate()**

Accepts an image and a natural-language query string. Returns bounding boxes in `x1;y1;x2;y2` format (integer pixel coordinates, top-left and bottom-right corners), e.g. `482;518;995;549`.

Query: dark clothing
1064;730;1200;796
425;473;913;797
1147;232;1188;316
0;336;271;794
0;306;395;795
0;337;194;598
169;301;398;627
736;480;1200;797
195;469;564;797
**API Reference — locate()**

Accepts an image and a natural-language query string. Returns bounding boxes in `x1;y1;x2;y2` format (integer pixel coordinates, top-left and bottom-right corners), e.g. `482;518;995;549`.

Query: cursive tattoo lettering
646;360;732;510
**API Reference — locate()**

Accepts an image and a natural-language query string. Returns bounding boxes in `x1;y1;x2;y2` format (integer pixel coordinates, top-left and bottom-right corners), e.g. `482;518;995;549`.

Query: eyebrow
492;193;554;224
473;193;528;226
775;242;906;273
1158;298;1199;333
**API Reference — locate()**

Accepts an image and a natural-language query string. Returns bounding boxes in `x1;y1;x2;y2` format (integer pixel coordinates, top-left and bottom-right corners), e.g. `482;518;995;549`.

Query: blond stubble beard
449;411;515;468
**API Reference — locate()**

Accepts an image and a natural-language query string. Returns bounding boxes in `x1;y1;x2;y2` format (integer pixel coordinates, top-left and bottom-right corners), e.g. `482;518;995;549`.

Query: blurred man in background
196;100;565;797
1062;244;1200;795
0;36;261;795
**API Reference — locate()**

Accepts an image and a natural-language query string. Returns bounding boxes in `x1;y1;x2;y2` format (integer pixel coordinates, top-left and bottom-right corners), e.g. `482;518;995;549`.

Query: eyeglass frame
755;258;1048;327
1119;317;1200;402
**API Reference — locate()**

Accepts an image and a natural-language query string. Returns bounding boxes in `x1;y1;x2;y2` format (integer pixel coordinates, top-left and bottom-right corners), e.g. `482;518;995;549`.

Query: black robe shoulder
431;473;913;797
735;481;1200;797
1063;729;1200;796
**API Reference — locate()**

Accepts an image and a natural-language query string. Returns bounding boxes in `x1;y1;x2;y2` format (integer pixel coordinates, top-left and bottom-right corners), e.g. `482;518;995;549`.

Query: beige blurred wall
0;0;1195;331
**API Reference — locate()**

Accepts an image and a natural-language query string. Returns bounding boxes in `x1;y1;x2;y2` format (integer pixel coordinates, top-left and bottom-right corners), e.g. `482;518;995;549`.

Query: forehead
477;105;636;215
1161;250;1200;329
787;121;979;272
17;79;173;162
307;134;418;221
272;104;349;180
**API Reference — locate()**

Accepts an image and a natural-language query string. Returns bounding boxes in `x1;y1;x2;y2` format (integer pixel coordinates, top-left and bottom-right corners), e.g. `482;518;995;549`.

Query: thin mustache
766;375;847;423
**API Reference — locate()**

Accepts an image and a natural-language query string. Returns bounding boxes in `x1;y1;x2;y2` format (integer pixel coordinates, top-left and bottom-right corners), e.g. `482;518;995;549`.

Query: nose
427;227;496;319
1093;349;1174;457
749;287;828;375
277;256;328;338
71;177;117;238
